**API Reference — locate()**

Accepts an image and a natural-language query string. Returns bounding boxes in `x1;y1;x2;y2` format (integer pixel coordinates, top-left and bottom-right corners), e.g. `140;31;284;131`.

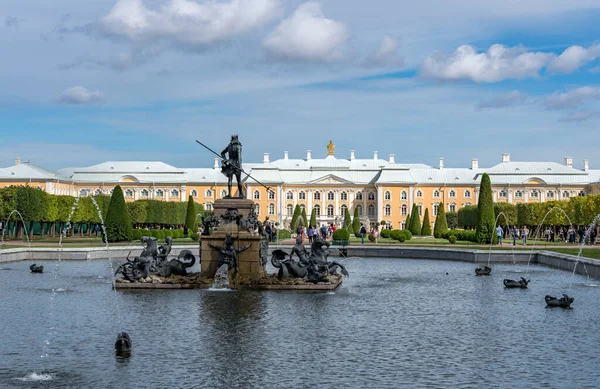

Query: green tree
421;208;432;236
290;204;301;231
127;201;148;227
433;202;448;238
300;207;308;228
458;206;477;229
309;207;317;228
343;207;352;228
409;204;421;235
445;211;458;230
104;185;132;242
404;213;410;230
352;207;361;237
184;195;198;236
493;203;517;227
475;173;496;243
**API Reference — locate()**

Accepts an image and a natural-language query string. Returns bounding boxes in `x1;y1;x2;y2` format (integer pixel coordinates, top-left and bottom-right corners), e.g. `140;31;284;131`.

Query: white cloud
58;86;104;104
548;44;600;73
558;111;598;122
477;90;529;109
545;86;600;110
263;2;348;62
101;0;281;47
363;34;403;68
420;44;554;83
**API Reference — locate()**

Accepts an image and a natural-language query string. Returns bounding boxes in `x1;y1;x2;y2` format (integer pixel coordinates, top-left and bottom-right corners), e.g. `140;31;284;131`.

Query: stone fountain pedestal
200;198;267;280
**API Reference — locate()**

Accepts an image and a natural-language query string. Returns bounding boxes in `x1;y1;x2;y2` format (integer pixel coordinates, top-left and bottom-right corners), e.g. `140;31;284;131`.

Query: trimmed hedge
278;229;292;240
448;235;457;244
368;233;375;242
104;185;132;242
332;228;350;241
442;230;477;243
380;229;391;238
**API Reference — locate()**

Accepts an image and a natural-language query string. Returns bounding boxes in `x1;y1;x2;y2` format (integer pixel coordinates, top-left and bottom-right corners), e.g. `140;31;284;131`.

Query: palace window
155;189;164;198
355;191;363;201
384;191;391;201
530;190;539;199
562;191;570;199
327;205;334;216
418;204;423;216
286;204;293;216
314;204;321;216
205;203;213;211
433;190;440;199
287;191;293;200
368;205;375;218
268;190;275;200
327;191;335;201
141;189;149;199
384;204;391;217
268;204;275;215
125;189;134;198
300;205;305;212
171;189;179;198
401;204;407;216
499;189;508;198
547;191;555;199
220;189;228;198
341;191;348;201
449;190;456;199
464;190;471;198
401;222;406;230
416;190;423;198
579;190;586;197
341;205;348;216
356;205;363;216
298;191;305;200
463;202;472;207
368;192;375;201
253;190;260;200
433;203;439;217
190;189;197;198
314;191;321;201
205;189;212;198
254;203;260;216
95;189;103;196
401;191;407;201
449;203;456;212
515;190;523;199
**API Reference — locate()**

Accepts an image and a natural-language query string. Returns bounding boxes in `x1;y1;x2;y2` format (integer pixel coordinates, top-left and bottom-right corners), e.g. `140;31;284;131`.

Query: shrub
446;211;458;230
332;228;350;241
409;204;421;235
344;209;352;229
448;235;457;244
403;230;412;240
352;207;361;237
185;195;198;236
290;205;301;231
190;232;200;241
421;208;432;236
131;229;144;240
397;234;406;242
380;229;391;238
389;230;402;240
368;233;375;242
278;229;291;240
476;173;496;244
433;202;448;238
104;185;132;242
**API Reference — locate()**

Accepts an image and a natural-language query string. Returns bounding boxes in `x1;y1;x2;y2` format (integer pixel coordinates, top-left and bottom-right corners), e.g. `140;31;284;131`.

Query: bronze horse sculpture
115;332;132;357
475;266;492;276
504;277;530;288
545;294;574;308
29;264;44;273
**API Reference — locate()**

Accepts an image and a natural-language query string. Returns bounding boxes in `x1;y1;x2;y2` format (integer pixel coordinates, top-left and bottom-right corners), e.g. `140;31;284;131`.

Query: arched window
562;191;570;198
327;191;335;201
287;191;294;200
125;189;134;198
205;202;213;211
300;205;305;212
314;191;321;201
190;189;197;198
268;204;275;215
254;203;260;215
355;191;363;201
401;204;407;216
401;221;406;230
464;202;472;207
141;189;149;199
298;191;306;200
530;190;539;198
499;189;508;198
368;192;375;201
547;191;555;199
268;190;275;200
449;203;456;212
253;190;260;200
220;189;227;198
416;190;423;198
327;205;334;216
356;205;363;216
384;191;391;201
418;204;423;216
171;189;179;198
515;190;523;199
433;203;439;216
95;188;102;196
384;204;391;216
286;204;293;216
314;204;321;216
464;190;471;198
368;205;375;217
340;192;348;201
449;190;456;199
401;190;407;200
578;190;586;197
433;190;440;198
340;204;348;216
205;189;212;198
155;189;164;198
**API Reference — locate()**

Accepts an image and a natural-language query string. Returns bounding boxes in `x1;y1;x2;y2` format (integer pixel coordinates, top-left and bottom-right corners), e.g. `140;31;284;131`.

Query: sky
1;0;599;170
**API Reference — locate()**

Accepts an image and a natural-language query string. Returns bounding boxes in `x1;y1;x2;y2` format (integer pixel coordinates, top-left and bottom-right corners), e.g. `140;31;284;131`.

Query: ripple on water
15;372;54;382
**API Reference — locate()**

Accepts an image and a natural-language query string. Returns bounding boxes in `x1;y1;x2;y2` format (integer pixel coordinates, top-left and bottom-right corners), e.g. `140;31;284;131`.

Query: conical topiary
409;203;421;235
185;195;198;236
476;173;496;243
290;204;301;231
352;207;361;237
300;207;308;228
343;207;352;228
421;208;432;236
433;202;448;238
104;185;132;242
309;207;317;228
405;213;410;230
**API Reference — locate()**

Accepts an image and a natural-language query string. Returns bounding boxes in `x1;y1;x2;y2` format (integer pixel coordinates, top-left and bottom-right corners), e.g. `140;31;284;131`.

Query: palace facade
2;143;599;230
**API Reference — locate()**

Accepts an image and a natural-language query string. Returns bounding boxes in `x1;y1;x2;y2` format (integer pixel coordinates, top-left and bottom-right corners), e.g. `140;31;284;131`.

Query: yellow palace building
1;142;599;230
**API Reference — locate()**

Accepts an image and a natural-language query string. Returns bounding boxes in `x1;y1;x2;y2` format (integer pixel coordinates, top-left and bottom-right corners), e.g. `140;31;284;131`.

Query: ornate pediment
309;174;353;185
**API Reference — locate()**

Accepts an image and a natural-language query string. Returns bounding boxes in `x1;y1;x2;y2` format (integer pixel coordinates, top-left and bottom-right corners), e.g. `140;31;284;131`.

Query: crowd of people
496;224;599;246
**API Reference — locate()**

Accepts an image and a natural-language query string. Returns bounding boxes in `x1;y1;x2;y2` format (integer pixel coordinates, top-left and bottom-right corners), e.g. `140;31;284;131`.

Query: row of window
274;190;377;201
498;189;584;199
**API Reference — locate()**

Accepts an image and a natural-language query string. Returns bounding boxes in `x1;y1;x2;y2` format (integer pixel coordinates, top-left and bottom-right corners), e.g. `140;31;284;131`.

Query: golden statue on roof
327;140;335;156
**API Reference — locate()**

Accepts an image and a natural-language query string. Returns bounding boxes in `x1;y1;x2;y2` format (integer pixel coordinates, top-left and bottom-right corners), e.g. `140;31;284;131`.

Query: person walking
511;225;518;246
496;225;503;246
307;225;314;243
360;223;366;244
522;226;529;245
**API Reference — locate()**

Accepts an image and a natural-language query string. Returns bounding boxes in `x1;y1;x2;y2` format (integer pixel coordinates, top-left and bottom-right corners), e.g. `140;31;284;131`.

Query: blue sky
1;0;599;170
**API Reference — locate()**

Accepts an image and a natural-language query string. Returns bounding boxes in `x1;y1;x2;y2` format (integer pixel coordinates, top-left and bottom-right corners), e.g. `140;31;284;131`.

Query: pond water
1;258;599;389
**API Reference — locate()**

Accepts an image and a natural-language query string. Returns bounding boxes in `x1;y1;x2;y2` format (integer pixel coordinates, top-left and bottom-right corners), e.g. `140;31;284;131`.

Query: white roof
485;162;587;175
0;163;56;180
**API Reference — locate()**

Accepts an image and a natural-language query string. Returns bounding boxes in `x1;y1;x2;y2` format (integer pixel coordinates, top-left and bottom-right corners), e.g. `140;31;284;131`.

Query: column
524;191;529;203
165;189;170;202
409;186;415;209
376;186;383;223
247;185;253;201
540;190;545;202
362;188;367;213
321;190;325;217
307;189;313;211
278;185;283;225
335;190;339;218
134;189;139;201
508;190;513;203
475;188;480;204
492;190;497;202
180;186;186;202
293;189;297;209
